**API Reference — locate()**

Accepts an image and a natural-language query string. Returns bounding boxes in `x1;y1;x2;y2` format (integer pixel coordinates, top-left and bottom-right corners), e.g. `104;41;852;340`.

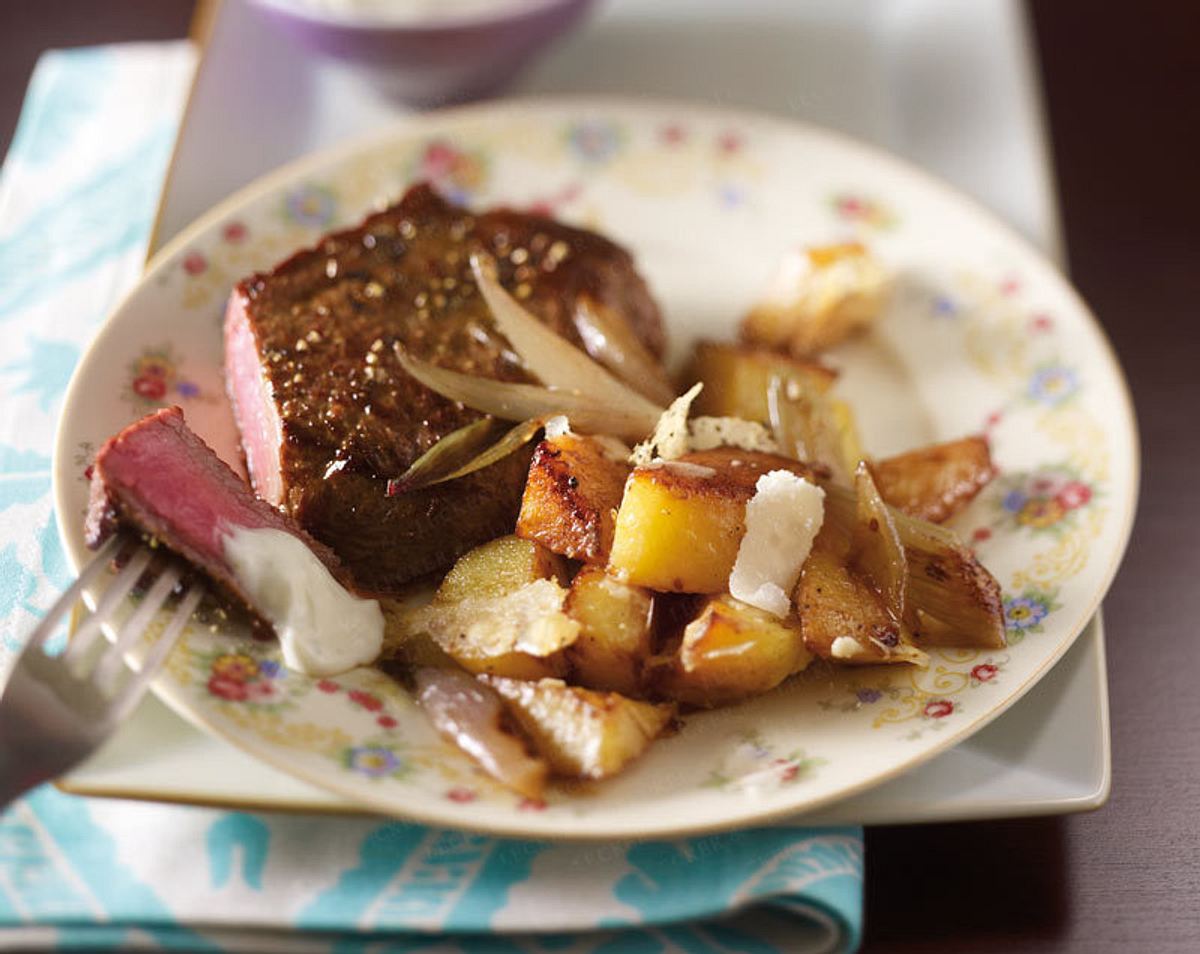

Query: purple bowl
251;0;598;105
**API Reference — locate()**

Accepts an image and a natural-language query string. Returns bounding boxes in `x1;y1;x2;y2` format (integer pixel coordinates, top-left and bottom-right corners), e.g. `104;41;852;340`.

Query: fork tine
108;583;203;723
23;535;122;653
92;563;183;694
63;545;154;667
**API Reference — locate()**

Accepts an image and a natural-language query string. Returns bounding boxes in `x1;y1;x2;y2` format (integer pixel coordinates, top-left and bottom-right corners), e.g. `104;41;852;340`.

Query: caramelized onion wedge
386;417;504;496
573;295;676;406
434;417;549;486
851;462;907;623
766;373;809;461
415;666;548;800
395;348;660;441
766;373;863;480
388;417;548;496
470;254;665;420
823;480;1005;649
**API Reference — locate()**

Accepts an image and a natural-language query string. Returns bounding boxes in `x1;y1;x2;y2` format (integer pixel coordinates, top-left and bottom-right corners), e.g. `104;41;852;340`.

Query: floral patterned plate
53;100;1137;839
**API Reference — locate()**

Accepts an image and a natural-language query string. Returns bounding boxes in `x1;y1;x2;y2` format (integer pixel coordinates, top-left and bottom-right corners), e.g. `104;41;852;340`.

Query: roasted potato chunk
795;544;926;666
419;536;576;679
682;340;837;422
437;534;569;602
656;595;812;707
515;433;631;563
870;435;997;523
563;568;654;695
480;676;675;780
608;448;816;593
379;585;454;666
741;241;891;357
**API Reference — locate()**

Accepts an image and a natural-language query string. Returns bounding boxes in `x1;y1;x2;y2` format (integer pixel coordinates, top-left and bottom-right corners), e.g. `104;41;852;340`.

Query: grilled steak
85;406;345;626
224;183;665;595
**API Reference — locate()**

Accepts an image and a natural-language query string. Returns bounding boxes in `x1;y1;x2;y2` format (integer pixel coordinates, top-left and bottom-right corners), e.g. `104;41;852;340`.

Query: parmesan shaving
831;635;862;659
415;578;580;658
631;383;782;466
688;417;780;454
728;470;825;618
630;383;702;465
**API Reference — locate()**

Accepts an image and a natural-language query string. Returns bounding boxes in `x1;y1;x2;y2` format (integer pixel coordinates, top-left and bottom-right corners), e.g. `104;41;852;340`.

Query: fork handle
0;720;58;809
0;668;101;811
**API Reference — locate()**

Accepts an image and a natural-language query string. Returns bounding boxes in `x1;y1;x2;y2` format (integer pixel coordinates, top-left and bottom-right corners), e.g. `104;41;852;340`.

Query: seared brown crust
868;435;997;523
233;183;665;593
516;436;630;563
636;448;819;500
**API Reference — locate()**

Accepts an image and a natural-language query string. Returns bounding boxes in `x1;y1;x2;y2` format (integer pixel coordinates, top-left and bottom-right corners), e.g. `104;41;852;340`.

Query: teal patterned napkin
0;45;864;953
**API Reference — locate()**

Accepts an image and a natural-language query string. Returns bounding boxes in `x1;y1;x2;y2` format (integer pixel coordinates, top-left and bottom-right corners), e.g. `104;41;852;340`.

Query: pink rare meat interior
224;296;284;506
85;406;345;623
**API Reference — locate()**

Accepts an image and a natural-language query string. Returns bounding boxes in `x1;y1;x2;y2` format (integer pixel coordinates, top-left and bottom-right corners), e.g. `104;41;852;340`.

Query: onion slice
386;417;504;496
434;417;549;486
572;294;676;406
387;417;549;496
395;348;661;441
469;254;665;419
415;666;548;800
850;462;907;624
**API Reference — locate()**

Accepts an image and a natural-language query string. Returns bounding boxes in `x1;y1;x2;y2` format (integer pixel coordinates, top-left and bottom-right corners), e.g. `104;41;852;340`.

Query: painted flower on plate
1003;589;1059;639
566;119;623;164
829;192;897;229
995;467;1095;534
348;689;383;712
207;675;249;702
1018;497;1066;529
345;746;405;778
923;699;954;719
132;374;166;400
212;652;259;683
1058;480;1092;510
1027;363;1079;407
413;139;488;203
285;184;336;228
182;251;206;276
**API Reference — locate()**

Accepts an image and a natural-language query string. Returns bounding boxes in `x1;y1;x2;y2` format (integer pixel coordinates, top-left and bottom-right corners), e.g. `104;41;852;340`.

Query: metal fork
0;535;204;808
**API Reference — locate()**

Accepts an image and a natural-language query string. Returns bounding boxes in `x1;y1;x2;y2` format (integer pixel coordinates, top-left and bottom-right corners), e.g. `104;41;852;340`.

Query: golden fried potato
480;676;675;780
563;568;654;695
608;448;816;594
422;536;576;679
681;340;837;422
437;534;569;602
741;241;891;357
655;595;812;707
869;435;997;523
515;433;631;563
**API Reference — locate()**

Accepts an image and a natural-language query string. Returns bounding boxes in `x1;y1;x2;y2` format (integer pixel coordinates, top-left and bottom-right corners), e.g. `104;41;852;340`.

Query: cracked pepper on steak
224;183;665;596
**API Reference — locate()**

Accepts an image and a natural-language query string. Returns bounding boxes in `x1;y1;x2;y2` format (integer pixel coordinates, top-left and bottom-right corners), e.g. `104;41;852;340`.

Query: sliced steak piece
85;406;345;627
224;182;665;595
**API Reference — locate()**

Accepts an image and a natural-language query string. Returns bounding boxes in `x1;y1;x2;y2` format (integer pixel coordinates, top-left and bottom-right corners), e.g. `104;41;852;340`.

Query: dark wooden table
2;3;1196;951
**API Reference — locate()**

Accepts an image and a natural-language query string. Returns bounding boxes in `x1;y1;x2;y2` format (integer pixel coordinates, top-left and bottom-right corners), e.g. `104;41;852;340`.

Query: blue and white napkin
0;44;865;953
